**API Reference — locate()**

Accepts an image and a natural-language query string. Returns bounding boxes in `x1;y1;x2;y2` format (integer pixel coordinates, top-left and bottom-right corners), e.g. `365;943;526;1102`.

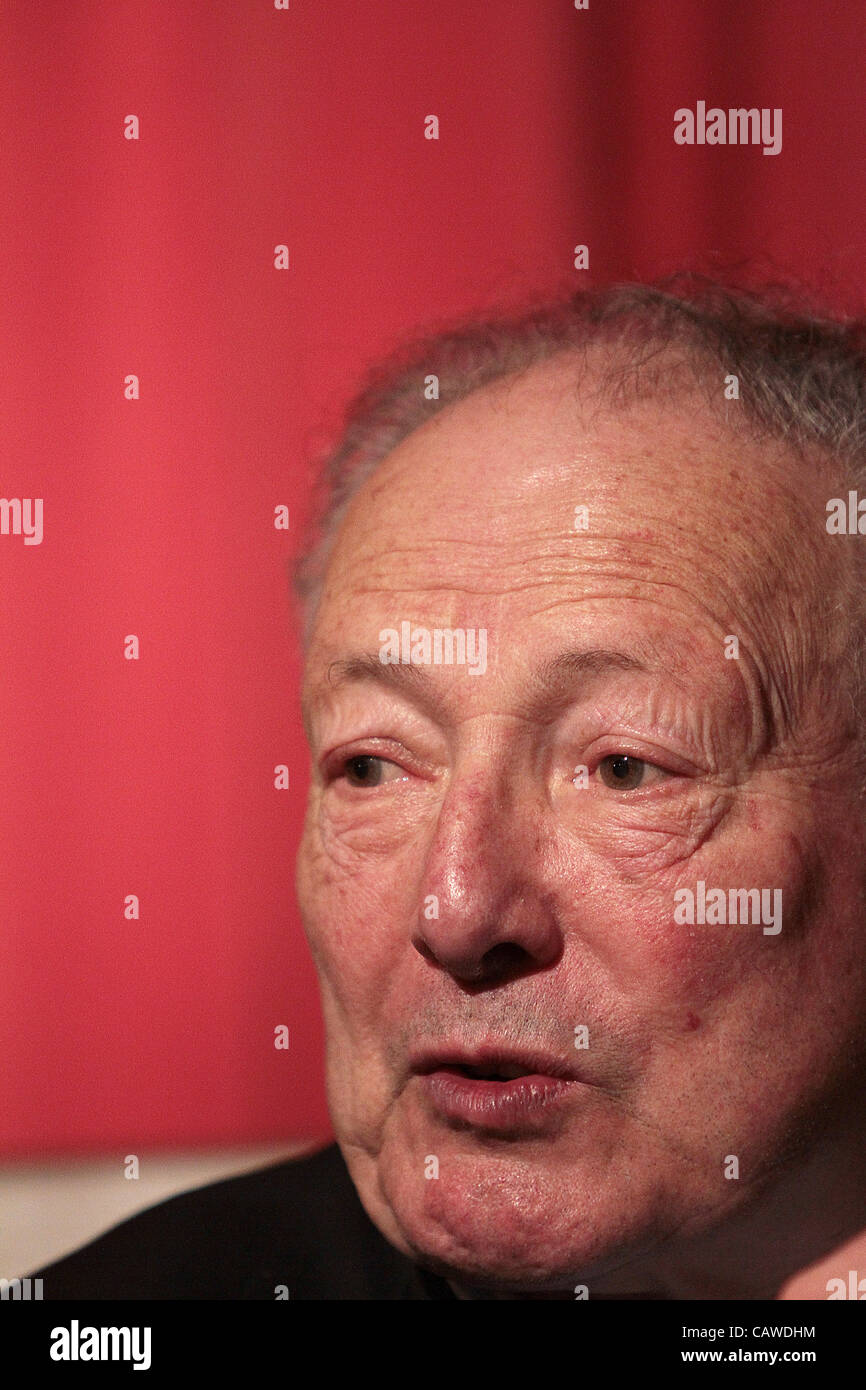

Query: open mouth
416;1057;576;1131
412;1048;576;1083
439;1063;535;1082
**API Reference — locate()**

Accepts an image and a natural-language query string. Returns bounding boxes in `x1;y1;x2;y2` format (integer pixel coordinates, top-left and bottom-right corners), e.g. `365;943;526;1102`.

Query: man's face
296;354;866;1296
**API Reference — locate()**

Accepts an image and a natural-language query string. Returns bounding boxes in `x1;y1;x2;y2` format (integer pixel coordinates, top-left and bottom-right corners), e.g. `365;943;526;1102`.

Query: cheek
297;818;413;1016
628;834;833;1057
569;807;824;1027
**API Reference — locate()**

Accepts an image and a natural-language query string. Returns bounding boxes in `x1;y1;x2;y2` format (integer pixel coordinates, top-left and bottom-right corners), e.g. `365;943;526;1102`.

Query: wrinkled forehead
305;356;842;659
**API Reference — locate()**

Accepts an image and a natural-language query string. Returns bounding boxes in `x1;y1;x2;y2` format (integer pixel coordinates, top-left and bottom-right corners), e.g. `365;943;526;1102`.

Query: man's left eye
597;754;670;791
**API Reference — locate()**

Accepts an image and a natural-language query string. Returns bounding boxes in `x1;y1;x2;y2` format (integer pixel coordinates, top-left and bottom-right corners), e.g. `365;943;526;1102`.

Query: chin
367;1139;662;1293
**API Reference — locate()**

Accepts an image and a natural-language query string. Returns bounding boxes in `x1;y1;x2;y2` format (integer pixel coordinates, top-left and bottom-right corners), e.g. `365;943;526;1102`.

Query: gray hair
291;274;866;664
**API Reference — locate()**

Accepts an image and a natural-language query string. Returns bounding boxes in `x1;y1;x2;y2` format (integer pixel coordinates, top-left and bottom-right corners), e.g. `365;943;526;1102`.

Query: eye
340;754;407;789
597;754;668;791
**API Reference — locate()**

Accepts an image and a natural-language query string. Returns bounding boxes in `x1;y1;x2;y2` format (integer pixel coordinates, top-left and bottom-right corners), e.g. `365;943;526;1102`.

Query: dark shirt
34;1143;456;1300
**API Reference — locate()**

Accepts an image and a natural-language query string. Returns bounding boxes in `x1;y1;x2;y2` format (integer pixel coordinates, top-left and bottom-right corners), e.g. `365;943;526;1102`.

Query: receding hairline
292;278;866;645
288;274;866;743
302;335;849;632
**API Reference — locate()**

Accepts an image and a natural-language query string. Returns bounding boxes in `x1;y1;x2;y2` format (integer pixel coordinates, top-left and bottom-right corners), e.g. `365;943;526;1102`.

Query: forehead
308;353;833;640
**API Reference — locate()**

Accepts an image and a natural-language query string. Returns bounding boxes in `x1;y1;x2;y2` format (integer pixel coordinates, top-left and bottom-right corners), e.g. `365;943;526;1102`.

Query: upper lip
409;1044;580;1082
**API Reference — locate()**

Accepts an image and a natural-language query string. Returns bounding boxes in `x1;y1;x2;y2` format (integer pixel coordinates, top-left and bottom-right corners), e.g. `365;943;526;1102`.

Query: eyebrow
305;646;653;726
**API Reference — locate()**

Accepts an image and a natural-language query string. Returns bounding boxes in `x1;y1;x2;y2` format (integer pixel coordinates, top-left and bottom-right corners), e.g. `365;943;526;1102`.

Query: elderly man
35;277;866;1299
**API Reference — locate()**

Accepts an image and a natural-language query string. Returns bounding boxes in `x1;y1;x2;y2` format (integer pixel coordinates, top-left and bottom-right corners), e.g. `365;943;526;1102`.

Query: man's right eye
339;754;406;788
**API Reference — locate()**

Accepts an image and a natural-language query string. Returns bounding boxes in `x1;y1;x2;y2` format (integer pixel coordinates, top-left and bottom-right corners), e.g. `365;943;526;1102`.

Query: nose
413;767;563;987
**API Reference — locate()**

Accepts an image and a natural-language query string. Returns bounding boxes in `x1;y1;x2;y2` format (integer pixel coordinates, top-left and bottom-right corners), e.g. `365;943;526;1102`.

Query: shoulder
34;1144;439;1300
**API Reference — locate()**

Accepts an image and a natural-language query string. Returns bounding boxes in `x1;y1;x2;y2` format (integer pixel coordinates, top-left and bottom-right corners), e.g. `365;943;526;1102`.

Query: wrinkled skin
296;352;866;1298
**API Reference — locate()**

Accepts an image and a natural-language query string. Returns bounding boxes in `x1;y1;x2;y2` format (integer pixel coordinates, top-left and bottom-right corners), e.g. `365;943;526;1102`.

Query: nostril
413;932;555;987
478;941;532;982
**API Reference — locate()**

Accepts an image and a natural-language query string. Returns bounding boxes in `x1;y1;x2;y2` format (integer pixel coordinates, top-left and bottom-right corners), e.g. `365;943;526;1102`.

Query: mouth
411;1045;578;1082
437;1062;540;1082
410;1047;583;1132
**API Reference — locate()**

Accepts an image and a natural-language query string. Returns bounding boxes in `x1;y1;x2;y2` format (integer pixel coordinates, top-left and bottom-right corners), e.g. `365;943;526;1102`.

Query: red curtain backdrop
1;0;864;1157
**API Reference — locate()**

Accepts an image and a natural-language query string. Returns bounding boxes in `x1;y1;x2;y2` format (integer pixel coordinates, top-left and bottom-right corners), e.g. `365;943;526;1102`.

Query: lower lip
420;1067;575;1131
